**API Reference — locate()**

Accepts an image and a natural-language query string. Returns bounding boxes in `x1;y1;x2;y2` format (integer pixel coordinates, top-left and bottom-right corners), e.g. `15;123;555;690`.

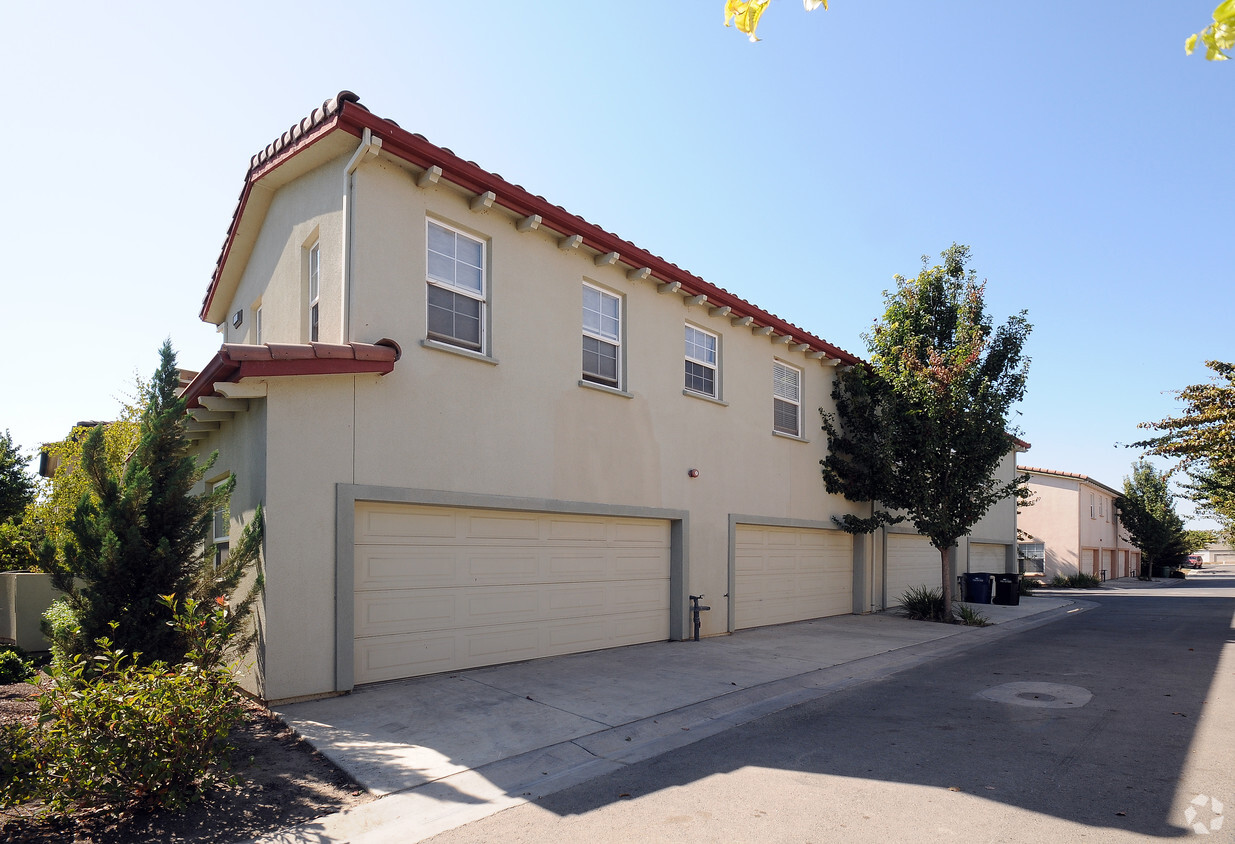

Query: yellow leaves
725;0;771;41
724;0;827;42
1187;0;1235;60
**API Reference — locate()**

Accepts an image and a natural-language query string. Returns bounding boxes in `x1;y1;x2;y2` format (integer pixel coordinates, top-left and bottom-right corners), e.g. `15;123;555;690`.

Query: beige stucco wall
1020;472;1129;580
194;147;1021;701
218;159;346;347
345;157;856;637
1019;474;1080;578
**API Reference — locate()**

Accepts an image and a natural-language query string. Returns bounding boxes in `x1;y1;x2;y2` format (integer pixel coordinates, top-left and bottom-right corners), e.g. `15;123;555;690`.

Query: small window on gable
684;325;718;398
582;283;621;388
426;219;486;352
308;242;321;343
773;361;801;437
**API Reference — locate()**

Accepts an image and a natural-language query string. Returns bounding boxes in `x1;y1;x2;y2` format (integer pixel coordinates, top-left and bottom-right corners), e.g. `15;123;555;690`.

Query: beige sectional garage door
886;534;941;605
352;503;671;685
969;542;1007;573
734;524;852;629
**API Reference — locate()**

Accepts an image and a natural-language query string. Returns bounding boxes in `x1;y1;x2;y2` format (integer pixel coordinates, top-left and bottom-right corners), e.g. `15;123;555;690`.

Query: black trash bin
993;573;1020;606
963;572;993;604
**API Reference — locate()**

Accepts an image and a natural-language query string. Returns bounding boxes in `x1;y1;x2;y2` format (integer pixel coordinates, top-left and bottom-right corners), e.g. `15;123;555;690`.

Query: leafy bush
41;598;82;674
3;600;248;816
0;519;43;572
1169;568;1187;579
0;722;39;807
1018;576;1039;596
954;603;990;627
0;647;33;684
1049;573;1102;589
899;585;949;621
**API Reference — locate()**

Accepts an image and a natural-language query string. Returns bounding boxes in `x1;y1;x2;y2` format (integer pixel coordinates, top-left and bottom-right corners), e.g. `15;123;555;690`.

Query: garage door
352;503;671;685
886;534;942;606
969;542;1007;573
734;524;852;629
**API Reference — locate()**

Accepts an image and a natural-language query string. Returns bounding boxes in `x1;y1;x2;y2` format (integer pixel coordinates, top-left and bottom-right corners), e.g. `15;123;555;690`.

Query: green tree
25;394;144;554
821;245;1031;612
0;430;36;524
1187;1;1235;60
42;342;263;668
1134;360;1235;541
1183;529;1216;553
1118;460;1188;577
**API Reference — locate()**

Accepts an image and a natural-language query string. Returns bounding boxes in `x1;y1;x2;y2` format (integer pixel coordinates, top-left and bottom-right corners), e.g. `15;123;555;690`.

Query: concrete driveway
262;596;1078;843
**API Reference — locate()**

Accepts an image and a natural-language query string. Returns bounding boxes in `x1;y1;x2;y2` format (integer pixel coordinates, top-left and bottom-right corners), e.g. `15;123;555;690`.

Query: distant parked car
1186;554;1203;569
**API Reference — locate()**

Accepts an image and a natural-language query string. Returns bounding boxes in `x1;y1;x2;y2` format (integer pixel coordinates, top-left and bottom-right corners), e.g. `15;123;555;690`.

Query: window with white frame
773;361;801;436
308;242;321;342
426;220;485;352
582;283;621;388
254;304;263;345
210;478;230;570
1099;498;1105;519
1090;493;1095;518
684;325;718;398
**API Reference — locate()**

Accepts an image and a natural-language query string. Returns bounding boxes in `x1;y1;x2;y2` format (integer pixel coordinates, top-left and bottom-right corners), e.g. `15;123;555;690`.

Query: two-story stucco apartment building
1017;466;1138;581
182;93;1023;703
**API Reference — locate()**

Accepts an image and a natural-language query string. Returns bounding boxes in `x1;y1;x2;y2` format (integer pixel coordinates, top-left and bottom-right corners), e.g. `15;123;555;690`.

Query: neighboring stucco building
1017;466;1138;581
1198;543;1235;565
182;92;1024;703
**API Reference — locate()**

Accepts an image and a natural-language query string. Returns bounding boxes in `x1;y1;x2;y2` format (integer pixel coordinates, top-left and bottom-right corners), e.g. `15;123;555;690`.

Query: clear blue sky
2;2;1230;526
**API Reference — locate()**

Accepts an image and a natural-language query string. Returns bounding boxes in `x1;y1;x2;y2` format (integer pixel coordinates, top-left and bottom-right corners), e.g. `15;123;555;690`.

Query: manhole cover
980;682;1092;708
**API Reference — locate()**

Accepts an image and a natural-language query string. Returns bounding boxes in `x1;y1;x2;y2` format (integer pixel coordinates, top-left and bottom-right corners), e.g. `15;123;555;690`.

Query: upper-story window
684;325;718;398
582;283;621;388
255;305;264;345
426;220;486;352
308;242;321;342
773;361;801;437
1099;498;1105;519
1090;493;1095;519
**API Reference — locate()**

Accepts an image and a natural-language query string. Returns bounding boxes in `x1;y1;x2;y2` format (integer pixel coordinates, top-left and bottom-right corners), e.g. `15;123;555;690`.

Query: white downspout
341;128;382;342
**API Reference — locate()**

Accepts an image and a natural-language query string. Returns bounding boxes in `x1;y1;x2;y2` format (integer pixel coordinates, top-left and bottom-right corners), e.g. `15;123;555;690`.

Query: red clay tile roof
181;340;399;409
1018;465;1121;497
202;91;863;366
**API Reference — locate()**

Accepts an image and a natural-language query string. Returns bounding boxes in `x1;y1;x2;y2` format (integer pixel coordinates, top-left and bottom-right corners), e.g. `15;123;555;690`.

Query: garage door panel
735;525;852;629
355;609;670;685
611;520;670;545
886;535;940;603
465;514;542;541
353;503;671;685
358;508;457;542
356;593;457;637
544;518;607;541
969;543;1007;573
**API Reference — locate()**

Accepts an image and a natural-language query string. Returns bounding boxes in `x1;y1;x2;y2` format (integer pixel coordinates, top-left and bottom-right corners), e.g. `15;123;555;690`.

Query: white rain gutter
341;128;382;341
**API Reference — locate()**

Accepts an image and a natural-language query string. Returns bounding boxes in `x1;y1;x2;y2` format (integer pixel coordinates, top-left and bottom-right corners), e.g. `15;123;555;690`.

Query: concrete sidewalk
256;596;1081;843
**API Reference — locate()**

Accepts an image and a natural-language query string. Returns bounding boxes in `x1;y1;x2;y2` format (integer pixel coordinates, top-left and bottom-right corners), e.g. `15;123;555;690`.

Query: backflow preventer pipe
688;594;710;642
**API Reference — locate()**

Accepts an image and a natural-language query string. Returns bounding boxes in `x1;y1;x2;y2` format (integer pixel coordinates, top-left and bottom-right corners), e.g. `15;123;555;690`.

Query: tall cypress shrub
45;341;262;666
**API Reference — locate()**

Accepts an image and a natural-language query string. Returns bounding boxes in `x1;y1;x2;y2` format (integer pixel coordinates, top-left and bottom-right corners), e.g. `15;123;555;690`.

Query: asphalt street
422;567;1235;843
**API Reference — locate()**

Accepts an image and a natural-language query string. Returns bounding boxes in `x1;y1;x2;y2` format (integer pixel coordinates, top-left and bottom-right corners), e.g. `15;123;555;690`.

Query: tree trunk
940;545;953;620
